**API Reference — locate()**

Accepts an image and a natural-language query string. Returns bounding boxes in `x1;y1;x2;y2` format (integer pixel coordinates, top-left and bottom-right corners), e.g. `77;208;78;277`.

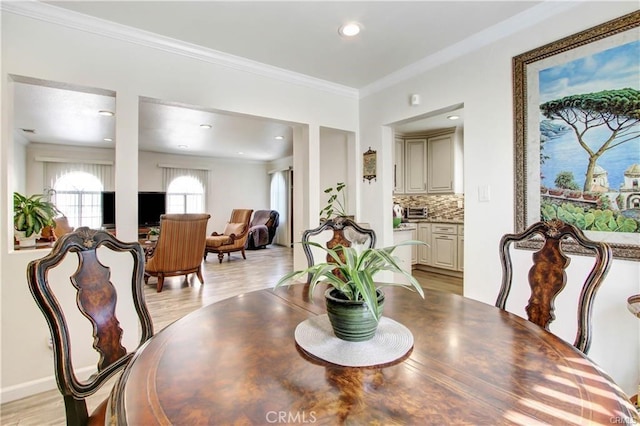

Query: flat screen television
101;191;116;228
138;192;166;227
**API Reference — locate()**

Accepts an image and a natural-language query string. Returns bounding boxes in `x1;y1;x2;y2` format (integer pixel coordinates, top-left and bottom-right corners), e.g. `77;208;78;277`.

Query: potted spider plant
320;182;349;222
275;240;426;341
13;192;58;247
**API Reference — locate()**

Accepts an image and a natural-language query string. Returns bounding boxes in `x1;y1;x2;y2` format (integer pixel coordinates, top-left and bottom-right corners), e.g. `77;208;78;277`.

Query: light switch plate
478;185;491;202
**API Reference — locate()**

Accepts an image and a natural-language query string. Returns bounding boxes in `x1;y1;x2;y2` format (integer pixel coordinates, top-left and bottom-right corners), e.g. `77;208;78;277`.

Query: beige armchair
205;209;253;263
144;213;210;292
53;216;74;239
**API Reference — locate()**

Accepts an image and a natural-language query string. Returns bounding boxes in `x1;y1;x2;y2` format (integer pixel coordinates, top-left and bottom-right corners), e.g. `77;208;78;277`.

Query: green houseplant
320;182;348;221
147;226;160;241
13;192;58;246
275;240;426;341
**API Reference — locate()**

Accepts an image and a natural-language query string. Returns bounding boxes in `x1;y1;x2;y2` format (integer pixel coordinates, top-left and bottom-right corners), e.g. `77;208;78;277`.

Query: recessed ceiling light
178;144;188;149
339;22;361;37
238;151;244;155
104;138;113;142
200;124;212;129
98;110;114;116
447;115;460;120
274;136;284;140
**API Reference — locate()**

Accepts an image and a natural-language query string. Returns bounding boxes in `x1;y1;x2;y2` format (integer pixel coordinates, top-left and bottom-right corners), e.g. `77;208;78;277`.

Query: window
53;171;103;229
166;176;205;213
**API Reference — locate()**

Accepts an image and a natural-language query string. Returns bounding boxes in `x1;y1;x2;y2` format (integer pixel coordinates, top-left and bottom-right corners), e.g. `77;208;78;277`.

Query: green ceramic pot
325;287;385;342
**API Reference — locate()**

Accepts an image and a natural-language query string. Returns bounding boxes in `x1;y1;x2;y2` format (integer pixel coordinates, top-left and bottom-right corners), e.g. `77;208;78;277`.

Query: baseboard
1;375;57;404
413;264;463;278
1;365;95;404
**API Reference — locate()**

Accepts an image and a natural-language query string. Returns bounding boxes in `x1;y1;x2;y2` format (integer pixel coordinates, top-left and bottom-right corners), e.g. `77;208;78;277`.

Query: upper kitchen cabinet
427;127;464;194
404;138;428;193
393;128;463;195
394;136;405;193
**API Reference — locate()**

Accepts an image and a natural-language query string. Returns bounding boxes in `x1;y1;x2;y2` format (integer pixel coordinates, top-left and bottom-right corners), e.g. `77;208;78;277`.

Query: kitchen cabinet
427;130;464;194
404;138;427;194
415;222;463;273
411;229;418;265
394;137;405;193
393;227;415;284
417;223;431;265
393;129;463;195
430;223;458;270
457;225;464;271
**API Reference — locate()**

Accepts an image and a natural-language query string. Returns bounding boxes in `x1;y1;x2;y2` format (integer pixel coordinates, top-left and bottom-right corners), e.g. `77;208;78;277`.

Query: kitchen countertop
405;218;464;224
393;223;417;231
393;219;464;231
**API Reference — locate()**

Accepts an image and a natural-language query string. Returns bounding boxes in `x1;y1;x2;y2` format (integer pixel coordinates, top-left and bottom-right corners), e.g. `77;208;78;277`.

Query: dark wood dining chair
27;227;154;426
495;219;612;354
302;217;376;281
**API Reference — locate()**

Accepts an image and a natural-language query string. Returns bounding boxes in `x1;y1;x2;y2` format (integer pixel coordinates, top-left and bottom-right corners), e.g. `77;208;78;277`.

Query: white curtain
162;167;209;213
270;170;290;246
43;162;114;191
161;167;208;193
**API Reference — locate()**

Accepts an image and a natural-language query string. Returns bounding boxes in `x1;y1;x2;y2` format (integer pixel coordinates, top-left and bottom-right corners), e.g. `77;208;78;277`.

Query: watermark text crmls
609;416;638;424
266;411;317;424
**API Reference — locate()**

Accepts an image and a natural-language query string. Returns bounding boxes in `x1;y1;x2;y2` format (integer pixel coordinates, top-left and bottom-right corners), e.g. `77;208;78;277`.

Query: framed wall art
513;11;640;260
363;147;377;183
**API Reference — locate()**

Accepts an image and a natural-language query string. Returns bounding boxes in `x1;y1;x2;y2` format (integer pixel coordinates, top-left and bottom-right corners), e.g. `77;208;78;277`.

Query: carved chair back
302;217;377;271
27;228;154;425
495;219;612;354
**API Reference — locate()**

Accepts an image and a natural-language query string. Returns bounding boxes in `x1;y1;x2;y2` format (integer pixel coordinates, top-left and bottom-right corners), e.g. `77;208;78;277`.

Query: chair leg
241;248;247;259
64;395;89;426
196;267;204;284
157;275;165;292
218;252;224;263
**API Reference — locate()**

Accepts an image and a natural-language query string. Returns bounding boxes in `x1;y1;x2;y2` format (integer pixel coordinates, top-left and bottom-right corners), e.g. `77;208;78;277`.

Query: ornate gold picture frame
513;11;640;261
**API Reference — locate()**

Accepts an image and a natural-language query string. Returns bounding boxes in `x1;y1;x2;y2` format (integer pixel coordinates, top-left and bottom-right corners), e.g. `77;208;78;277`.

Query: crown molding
1;1;359;99
359;0;581;98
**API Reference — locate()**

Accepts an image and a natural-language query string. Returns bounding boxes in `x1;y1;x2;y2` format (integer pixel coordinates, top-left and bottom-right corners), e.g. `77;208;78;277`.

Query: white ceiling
11;1;544;160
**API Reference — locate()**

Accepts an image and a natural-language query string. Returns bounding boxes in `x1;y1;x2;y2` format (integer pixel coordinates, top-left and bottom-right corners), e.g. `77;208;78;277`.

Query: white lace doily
294;314;413;367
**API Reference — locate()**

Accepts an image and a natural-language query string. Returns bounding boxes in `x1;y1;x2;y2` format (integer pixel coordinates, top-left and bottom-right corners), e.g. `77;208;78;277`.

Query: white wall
25;143;115;194
359;2;639;395
1;10;357;401
137;150;270;233
23;143;271;234
12;133;27;194
320;127;350;216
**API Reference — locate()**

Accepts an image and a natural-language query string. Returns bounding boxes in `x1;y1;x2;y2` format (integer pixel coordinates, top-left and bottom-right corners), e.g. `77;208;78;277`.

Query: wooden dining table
108;284;639;425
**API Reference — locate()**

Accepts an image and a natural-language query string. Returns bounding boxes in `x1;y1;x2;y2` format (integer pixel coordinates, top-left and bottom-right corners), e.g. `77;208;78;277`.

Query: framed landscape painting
513;11;640;260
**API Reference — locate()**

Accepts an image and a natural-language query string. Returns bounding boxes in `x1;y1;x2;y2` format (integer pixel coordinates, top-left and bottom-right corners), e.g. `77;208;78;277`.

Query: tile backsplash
394;194;464;221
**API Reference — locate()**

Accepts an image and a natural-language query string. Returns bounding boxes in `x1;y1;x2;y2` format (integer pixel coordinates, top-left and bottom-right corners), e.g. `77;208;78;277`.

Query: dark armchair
246;210;279;250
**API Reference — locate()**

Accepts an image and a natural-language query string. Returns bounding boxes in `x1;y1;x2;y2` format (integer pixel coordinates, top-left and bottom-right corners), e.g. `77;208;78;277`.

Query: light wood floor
0;246;462;425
